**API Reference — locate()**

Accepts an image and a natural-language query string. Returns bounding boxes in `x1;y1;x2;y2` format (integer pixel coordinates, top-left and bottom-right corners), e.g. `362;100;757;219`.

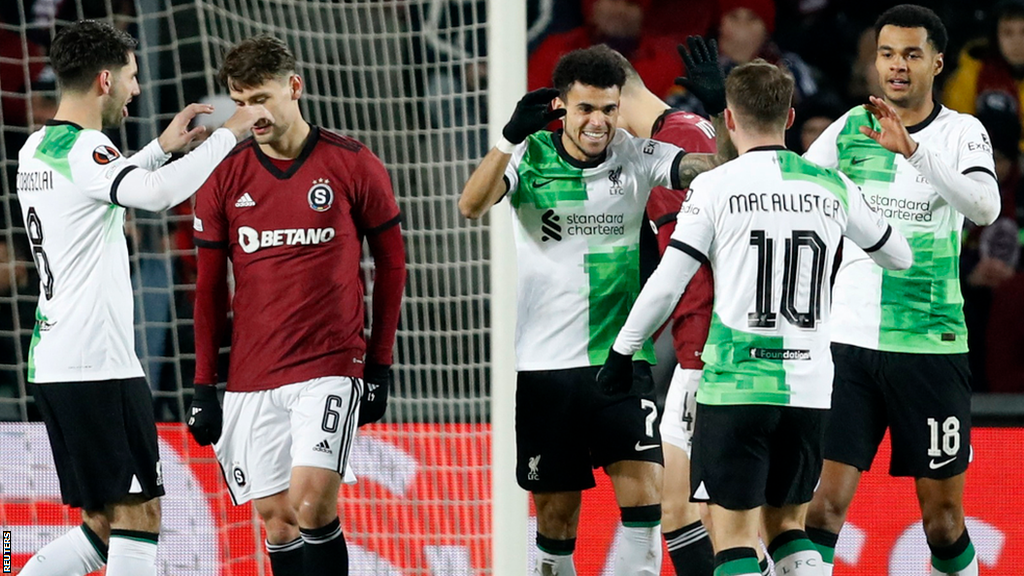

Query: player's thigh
764;407;826;509
882;352;972;479
287;376;362;484
690;403;774;511
824;343;888;472
661;365;700;455
589;362;664;470
214;389;292;505
30;379;164;511
515;369;594;492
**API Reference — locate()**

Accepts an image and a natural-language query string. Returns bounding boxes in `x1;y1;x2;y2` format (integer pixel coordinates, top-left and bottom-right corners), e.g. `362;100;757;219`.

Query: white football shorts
214;375;362;505
660;366;701;455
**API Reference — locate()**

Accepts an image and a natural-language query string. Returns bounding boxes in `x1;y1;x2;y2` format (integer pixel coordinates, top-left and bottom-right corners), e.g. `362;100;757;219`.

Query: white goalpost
486;1;528;574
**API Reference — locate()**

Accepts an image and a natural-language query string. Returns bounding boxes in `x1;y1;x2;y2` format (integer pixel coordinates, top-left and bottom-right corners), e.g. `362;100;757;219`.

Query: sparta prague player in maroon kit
186;36;406;576
617;39;741;576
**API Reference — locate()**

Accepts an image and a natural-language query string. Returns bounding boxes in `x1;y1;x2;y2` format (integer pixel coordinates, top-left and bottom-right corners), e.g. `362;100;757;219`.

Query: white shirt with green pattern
17;121;236;383
805;105;998;354
503;128;683;371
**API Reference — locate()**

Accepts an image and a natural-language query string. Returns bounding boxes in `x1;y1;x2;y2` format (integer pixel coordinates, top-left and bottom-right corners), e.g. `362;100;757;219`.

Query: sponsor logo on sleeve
92;145;121;165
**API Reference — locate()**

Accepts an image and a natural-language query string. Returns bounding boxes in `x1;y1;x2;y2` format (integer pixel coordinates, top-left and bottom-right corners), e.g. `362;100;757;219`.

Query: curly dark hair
50;20;137;93
552;45;626;100
874;4;948;53
219;34;297;91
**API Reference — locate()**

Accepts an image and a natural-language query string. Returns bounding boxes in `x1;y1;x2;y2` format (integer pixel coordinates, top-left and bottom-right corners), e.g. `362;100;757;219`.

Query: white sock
535;535;576;576
19;525;106;576
535;549;576;575
614;524;663;576
821;564;833;576
106;531;158;576
769;531;825;576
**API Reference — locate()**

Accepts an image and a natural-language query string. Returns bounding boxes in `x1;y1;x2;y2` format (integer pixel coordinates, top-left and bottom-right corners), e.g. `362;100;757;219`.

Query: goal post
486;0;529;573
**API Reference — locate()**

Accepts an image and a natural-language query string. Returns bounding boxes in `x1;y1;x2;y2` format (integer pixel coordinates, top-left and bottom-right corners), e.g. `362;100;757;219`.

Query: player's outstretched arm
188;246;230;446
459;88;566;219
861;96;1000;225
107;105;271;213
597;247;702;394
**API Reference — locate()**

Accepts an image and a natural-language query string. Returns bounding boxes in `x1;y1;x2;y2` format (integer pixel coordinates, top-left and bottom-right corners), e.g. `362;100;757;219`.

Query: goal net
0;0;496;573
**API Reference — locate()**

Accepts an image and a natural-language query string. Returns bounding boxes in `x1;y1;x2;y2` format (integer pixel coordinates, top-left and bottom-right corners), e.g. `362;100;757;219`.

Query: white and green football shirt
504;129;683;371
672;148;893;408
805;105;995;354
17;121;169;383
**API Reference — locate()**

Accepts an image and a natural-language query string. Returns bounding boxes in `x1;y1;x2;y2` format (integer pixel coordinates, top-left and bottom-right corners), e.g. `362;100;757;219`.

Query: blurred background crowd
0;0;1022;423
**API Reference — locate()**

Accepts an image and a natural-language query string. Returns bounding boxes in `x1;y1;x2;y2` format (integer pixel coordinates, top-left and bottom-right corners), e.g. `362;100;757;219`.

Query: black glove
358;363;392;426
187;384;222;446
675;36;726;116
597;348;634;395
502;87;567;144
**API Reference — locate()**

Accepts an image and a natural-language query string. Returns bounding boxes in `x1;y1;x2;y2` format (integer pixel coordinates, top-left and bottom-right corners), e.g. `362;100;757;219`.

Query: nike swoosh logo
533;178;556;188
635;442;660;452
851;157;870;165
929;457;956;470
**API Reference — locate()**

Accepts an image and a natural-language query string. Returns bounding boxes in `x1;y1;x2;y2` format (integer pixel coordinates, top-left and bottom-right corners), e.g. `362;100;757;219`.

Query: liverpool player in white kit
460;44;726;576
803;6;1000;576
16;20;266;576
601;61;912;576
186;35;406;576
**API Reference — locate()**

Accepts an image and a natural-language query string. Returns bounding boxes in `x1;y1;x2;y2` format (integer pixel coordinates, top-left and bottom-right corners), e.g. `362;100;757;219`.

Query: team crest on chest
308;178;334;212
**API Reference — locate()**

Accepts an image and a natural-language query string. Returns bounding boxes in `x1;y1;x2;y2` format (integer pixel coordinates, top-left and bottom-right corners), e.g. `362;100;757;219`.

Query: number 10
748;229;827;330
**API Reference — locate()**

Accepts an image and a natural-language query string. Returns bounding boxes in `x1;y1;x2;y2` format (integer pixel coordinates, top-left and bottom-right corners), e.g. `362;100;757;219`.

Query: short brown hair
218;34;296;90
725;59;794;133
51;20;137;93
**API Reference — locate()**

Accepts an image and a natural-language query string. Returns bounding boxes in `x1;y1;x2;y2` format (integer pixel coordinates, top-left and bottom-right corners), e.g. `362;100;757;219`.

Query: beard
101;90;127;129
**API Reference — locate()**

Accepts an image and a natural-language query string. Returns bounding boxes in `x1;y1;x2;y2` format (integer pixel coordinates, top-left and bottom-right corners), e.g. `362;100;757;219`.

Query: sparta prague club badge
92;145;121;165
308;178;334;212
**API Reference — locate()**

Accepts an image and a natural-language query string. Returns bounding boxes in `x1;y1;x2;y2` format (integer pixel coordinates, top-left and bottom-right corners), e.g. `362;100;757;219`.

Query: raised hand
157;102;214;154
675;36;726;116
860;95;919;158
502;87;567;145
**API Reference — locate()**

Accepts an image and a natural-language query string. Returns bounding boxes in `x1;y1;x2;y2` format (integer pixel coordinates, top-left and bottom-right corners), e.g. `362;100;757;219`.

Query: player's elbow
971;201;1000;227
458;193;486;220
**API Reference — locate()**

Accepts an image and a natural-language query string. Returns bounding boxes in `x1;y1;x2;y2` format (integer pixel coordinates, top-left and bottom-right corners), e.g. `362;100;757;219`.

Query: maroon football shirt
194;127;400;391
646;111;716;370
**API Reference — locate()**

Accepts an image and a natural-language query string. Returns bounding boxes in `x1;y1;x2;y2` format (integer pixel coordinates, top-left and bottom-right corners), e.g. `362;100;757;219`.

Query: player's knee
534;501;580;540
661;495;700;531
293;494;340;529
81;511;111;543
807;492;848;533
921;500;964;546
258;505;300;544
